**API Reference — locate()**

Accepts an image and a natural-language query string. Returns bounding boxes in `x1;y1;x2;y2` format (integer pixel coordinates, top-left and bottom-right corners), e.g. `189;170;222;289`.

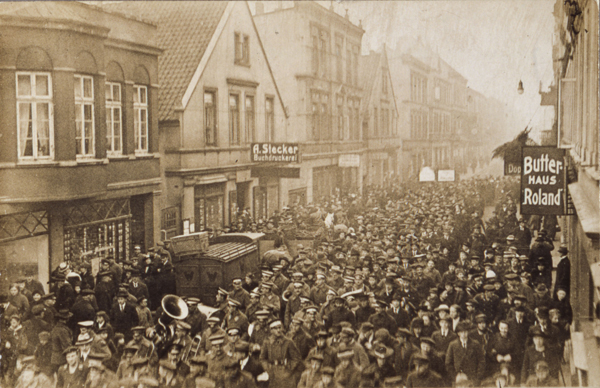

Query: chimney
255;1;264;15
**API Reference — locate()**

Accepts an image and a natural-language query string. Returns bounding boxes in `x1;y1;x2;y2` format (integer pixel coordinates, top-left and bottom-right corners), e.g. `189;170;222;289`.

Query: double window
133;85;149;153
105;82;122;155
411;72;427;104
16;72;53;160
229;94;240;145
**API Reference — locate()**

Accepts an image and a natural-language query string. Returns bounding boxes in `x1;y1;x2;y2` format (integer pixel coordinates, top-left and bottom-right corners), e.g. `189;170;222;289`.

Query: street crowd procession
1;175;573;388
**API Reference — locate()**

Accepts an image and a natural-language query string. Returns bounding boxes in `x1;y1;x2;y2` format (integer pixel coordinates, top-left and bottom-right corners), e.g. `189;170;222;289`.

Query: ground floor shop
0;192;159;292
165;168;284;237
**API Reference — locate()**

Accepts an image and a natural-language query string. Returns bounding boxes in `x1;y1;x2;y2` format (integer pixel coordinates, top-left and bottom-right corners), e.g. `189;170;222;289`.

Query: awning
568;182;600;239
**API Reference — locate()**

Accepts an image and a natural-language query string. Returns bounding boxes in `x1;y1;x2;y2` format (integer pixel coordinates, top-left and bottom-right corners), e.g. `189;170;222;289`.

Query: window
410;110;428;139
311;101;319;141
321;97;330;140
105;82;122;155
335;37;343;83
352;46;359;86
348;98;360;141
265;97;274;142
311;26;329;79
411;73;427;103
75;75;95;157
373;107;379;138
204;91;217;145
346;48;352;85
16;72;53;160
234;32;250;66
382;71;388;94
229;94;240;145
133;85;149;153
382;108;389;137
245;95;255;143
337;96;344;140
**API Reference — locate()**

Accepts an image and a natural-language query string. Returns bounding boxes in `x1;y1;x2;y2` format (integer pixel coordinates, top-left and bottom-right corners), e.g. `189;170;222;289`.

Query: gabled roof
102;1;228;122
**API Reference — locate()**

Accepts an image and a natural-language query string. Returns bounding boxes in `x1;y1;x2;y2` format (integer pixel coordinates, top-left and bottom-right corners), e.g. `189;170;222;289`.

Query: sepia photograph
0;0;598;387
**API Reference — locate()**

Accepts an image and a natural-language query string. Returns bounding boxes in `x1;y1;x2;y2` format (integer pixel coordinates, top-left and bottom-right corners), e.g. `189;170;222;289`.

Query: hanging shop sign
251;143;300;163
504;149;522;176
520;146;566;215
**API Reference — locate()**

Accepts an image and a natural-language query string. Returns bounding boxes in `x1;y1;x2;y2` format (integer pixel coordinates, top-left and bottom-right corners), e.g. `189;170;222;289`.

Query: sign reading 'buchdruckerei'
251;143;300;163
520;146;566;215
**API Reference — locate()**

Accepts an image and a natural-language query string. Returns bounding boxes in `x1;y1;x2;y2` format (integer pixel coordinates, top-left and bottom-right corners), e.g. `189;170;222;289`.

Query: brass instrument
181;333;202;362
153;294;189;358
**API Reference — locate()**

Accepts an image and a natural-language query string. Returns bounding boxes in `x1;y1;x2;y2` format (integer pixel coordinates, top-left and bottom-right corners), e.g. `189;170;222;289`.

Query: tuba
153;295;189;357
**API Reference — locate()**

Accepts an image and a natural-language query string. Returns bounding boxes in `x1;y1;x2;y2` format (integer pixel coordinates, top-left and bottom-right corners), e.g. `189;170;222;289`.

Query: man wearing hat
306;330;336;369
85;352;118;387
232;341;265;383
127;326;156;361
405;353;444;388
298;353;324;388
288;317;316;360
554;245;570;298
363;343;396;386
56;346;86;388
230;277;252;311
223;298;249;334
333;344;361;388
431;316;457;359
259;282;281;315
51;309;74;371
184;297;207;337
368;299;398;335
41;292;58;325
95;271;116;313
110;290;139;342
325;295;355;329
206;332;231;378
129;275;150;307
473;284;501;326
219;356;256;388
310;273;330;307
199;316;227;355
157;358;183;387
445;321;486;385
524;360;558;387
22;304;51;353
259;319;302;388
521;326;560;383
284;282;309;328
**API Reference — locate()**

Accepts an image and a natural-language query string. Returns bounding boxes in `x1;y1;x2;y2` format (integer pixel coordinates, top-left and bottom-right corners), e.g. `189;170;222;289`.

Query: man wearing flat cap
259;319;302;388
368;299;398;335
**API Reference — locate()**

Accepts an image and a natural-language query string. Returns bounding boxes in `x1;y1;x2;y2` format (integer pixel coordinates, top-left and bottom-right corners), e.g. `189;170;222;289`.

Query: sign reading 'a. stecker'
251;143;300;163
520;146;566;215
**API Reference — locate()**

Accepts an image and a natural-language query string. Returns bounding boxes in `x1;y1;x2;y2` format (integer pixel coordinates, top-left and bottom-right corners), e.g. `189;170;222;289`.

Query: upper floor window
335;37;343;83
105;82;122;156
311;27;329;79
265;97;275;142
229;94;240;145
411;73;427;104
75;75;95;157
337;96;344;140
16;73;53;161
133;85;149;153
245;95;255;143
234;32;250;66
204;91;217;146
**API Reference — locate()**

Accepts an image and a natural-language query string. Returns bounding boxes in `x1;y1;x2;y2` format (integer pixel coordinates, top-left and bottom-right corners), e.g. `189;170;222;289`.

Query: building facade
360;48;400;186
550;0;600;385
105;2;288;237
0;2;161;288
253;1;366;204
390;40;497;181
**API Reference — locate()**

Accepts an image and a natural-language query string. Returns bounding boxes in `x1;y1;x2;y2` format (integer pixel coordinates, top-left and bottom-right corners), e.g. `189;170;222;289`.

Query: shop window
105;82;122;155
195;184;224;232
133;85;149;153
75;74;94;157
16;72;53;160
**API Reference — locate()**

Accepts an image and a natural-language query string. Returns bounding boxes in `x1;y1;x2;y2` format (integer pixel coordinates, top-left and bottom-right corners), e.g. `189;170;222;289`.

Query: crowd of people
1;176;573;388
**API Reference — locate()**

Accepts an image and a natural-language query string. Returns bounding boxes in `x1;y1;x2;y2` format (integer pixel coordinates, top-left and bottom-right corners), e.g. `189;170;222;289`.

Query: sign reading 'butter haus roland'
520;146;566;215
251;143;300;163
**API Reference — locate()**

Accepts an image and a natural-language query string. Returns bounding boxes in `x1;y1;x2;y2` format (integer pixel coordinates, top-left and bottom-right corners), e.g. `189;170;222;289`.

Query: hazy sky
335;0;557;142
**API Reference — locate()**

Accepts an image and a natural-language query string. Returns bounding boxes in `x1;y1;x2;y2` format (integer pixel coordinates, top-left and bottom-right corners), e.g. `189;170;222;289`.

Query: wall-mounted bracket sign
520;146;566;215
251;143;300;163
